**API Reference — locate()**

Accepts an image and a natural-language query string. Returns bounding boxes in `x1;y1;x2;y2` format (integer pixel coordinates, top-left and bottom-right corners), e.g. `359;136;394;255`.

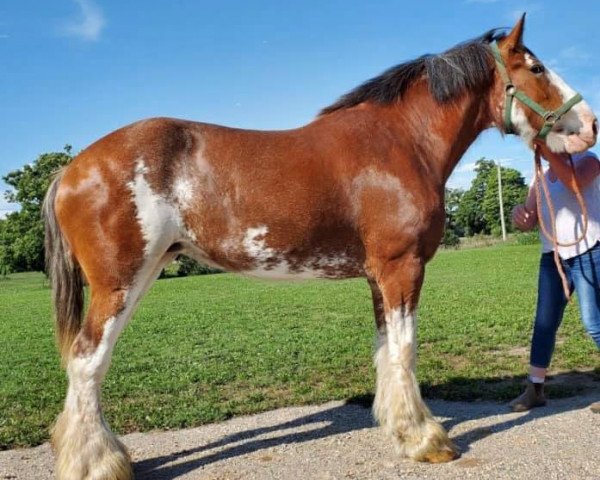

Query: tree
455;159;495;236
454;158;528;236
482;164;528;237
0;146;73;272
441;187;464;246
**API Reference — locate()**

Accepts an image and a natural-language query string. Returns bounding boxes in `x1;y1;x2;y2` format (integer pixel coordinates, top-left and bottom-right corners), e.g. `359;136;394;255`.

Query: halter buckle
543;112;558;125
505;84;516;95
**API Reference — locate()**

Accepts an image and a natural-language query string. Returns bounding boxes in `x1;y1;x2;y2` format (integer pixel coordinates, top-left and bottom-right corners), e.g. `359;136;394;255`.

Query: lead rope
533;145;589;300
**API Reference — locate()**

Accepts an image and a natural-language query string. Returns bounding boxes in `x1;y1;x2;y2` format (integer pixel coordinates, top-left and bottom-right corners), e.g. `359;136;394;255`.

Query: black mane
320;29;507;115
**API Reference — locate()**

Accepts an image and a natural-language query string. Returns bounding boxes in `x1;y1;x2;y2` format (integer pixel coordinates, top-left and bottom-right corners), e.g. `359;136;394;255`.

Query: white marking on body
240;226;357;280
351;167;420;226
243;226;272;262
173;177;194;210
241;226;317;279
194;146;214;179
57;166;108;205
128;159;190;253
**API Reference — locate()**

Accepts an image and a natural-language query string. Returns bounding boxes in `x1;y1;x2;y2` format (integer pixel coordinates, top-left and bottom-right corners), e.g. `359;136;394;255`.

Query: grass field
1;244;598;450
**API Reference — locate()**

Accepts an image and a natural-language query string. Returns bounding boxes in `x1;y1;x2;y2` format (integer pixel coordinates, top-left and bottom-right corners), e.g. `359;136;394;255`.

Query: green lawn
0;244;598;449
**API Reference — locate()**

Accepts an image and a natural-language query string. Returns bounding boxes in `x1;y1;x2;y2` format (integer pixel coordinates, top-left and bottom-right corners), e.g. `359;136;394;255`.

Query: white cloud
455;162;477;173
545;46;592;74
560;46;591;62
573;75;600;117
446;174;473;190
495;158;514;166
545;58;564;74
62;0;106;41
0;204;18;219
0;195;18;218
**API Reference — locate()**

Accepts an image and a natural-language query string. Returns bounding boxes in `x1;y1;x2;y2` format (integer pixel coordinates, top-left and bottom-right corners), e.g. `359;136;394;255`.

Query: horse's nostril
593;119;598;137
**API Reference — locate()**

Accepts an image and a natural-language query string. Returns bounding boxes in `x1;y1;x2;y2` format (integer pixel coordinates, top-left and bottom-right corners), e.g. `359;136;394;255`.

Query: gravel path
1;391;599;480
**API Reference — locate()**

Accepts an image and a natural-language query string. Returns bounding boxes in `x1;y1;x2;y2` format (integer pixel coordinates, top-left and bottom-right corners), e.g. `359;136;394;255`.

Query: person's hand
512;204;536;231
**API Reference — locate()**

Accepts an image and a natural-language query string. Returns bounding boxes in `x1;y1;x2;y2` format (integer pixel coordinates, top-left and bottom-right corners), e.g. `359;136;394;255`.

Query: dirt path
1;391;599;480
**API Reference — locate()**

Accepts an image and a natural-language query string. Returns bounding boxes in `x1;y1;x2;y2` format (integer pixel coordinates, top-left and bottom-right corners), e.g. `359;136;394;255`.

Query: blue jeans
530;242;600;368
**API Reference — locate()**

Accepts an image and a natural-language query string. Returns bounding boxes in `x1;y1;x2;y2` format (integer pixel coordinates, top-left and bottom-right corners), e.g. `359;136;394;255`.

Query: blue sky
1;0;599;216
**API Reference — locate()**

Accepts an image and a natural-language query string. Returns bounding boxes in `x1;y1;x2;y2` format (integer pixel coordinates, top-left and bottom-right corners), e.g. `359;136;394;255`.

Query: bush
176;256;222;276
160;256;222;278
441;228;460;248
491;225;504;238
160;261;180;278
513;231;540;245
0;261;10;279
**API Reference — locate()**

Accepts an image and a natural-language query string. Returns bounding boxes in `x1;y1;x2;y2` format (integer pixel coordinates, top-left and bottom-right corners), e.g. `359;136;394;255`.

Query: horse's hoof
421;444;461;463
52;412;134;480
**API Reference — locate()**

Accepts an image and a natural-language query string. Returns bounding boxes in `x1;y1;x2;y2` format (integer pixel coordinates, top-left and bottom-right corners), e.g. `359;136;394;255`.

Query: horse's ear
503;13;526;51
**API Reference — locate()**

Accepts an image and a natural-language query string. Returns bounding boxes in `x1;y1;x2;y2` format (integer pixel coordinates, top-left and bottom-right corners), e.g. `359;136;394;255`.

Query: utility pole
497;160;507;241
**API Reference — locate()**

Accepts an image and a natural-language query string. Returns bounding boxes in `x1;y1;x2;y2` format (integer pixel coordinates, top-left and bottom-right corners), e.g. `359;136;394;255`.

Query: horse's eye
531;64;545;74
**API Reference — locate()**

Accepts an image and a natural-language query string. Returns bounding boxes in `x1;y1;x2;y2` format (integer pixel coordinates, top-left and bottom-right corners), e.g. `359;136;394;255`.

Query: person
510;149;600;412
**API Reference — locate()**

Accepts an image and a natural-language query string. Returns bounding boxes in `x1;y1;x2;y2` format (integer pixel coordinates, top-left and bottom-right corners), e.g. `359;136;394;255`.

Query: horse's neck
401;88;493;185
348;87;493;188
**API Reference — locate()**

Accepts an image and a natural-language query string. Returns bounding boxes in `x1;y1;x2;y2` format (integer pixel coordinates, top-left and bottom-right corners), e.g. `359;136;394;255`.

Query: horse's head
492;14;597;155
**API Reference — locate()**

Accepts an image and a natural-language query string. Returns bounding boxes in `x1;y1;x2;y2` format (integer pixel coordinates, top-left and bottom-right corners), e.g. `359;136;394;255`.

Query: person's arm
512;183;538;231
572;152;600;189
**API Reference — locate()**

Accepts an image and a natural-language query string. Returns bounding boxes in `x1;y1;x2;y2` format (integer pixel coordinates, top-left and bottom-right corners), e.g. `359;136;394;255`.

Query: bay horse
43;16;596;479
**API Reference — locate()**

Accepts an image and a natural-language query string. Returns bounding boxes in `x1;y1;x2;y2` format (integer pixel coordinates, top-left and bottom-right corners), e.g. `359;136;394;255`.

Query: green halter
490;42;583;140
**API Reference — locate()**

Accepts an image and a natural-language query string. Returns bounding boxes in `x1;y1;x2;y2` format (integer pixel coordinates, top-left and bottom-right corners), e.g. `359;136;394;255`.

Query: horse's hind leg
370;254;459;463
52;252;174;480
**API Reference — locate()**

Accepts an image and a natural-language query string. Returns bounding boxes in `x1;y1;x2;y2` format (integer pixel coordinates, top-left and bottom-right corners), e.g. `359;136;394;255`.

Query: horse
43;15;596;479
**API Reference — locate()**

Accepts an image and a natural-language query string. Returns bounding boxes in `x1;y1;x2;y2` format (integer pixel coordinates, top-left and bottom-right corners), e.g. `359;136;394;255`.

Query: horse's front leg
369;254;459;462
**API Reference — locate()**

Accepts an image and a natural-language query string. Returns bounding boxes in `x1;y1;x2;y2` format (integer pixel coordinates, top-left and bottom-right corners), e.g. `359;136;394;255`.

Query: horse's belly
241;253;364;280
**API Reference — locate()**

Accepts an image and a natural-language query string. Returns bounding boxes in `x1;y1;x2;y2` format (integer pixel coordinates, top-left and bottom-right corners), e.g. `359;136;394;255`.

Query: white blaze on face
507;53;596;153
544;67;596;153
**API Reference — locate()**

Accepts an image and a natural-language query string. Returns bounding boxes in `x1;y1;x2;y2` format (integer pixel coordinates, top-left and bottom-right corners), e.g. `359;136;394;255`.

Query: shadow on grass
134;370;599;479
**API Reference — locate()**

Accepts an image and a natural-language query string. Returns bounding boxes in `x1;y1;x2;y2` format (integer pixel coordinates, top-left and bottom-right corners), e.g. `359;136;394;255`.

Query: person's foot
509;381;546;412
590;401;600;414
